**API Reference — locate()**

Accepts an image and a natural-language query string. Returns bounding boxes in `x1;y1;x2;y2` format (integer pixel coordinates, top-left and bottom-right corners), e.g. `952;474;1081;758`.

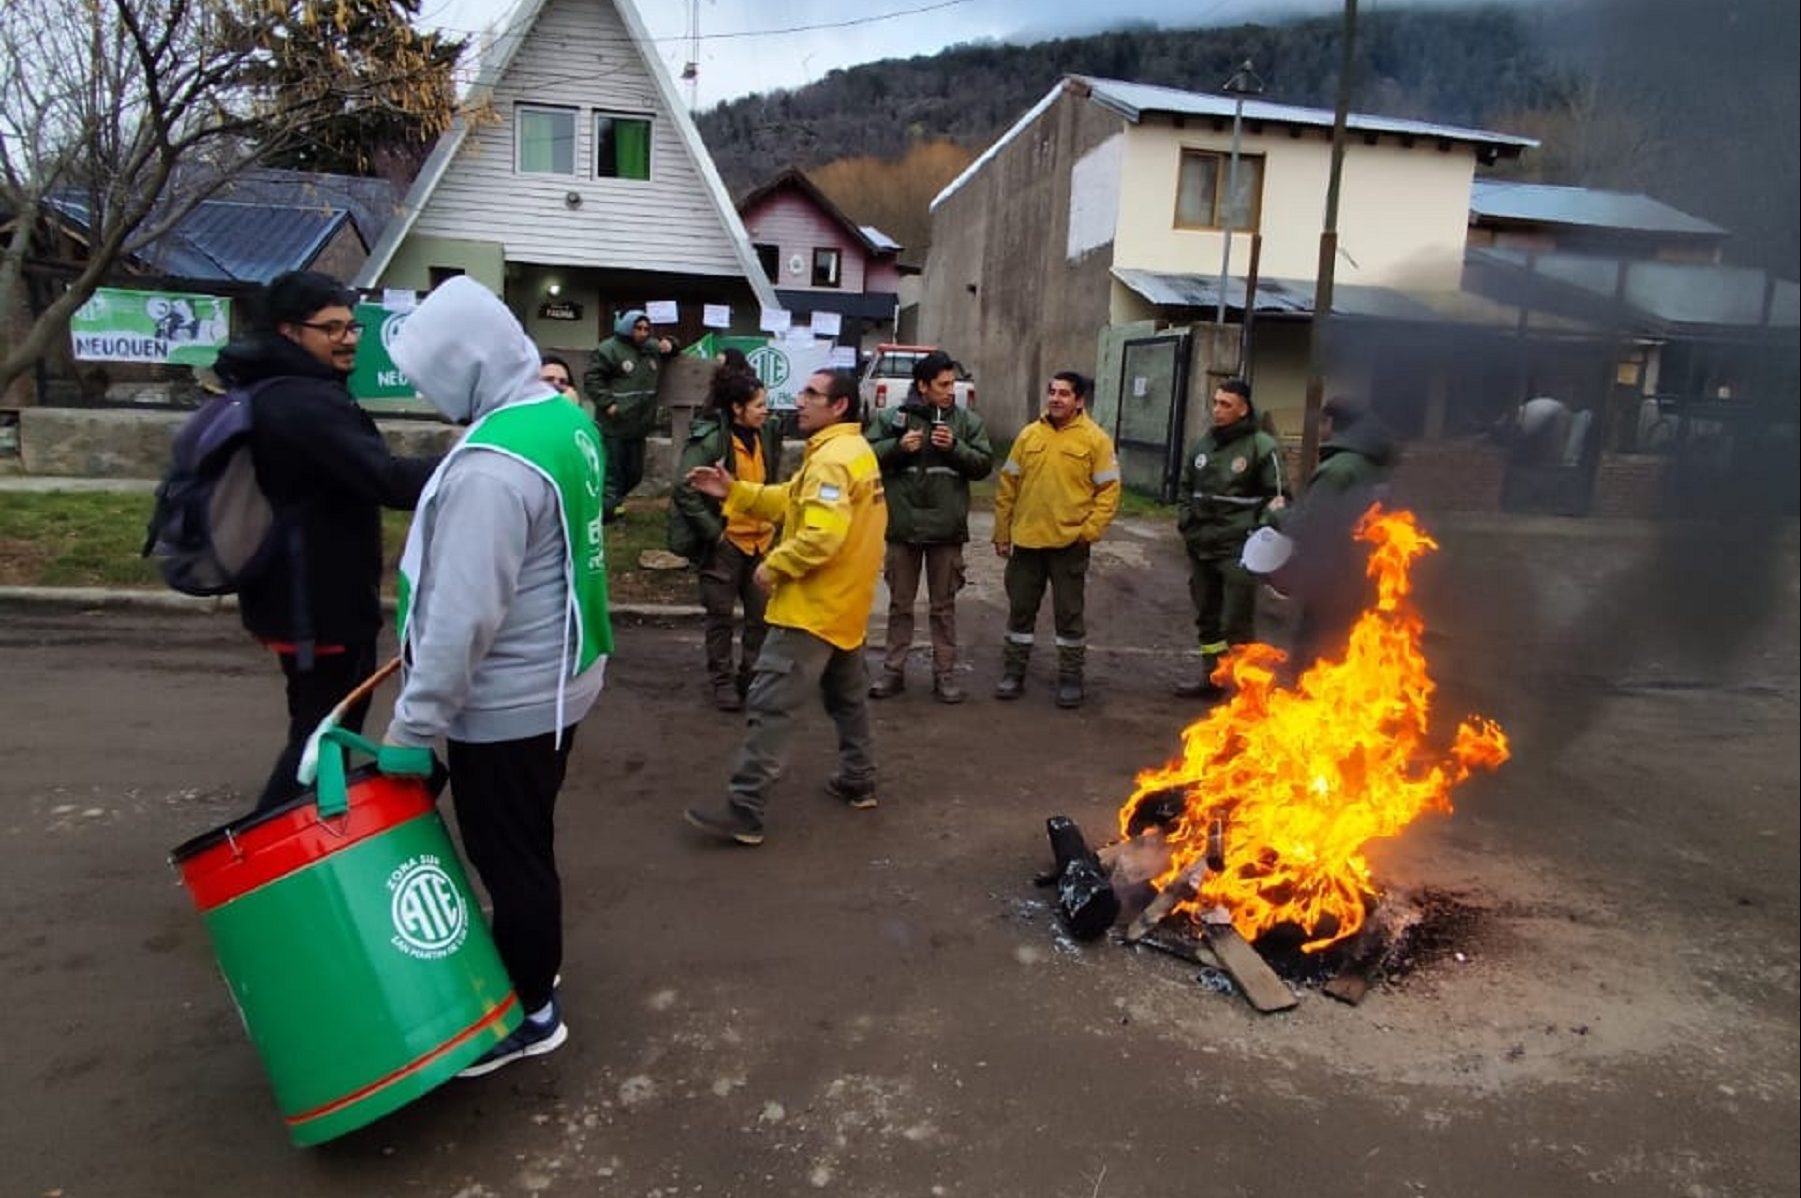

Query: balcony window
516;105;576;175
1175;150;1264;231
594;113;652;181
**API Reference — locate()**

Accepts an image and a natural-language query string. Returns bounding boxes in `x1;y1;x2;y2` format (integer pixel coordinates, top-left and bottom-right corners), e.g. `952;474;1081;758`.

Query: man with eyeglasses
680;370;886;846
991;371;1120;709
211;270;440;812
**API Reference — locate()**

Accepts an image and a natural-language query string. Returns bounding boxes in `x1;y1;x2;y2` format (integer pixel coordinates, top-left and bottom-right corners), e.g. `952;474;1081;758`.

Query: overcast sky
419;0;1360;110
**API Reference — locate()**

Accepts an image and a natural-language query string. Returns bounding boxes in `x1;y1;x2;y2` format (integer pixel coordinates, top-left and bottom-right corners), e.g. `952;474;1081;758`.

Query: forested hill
694;1;1800;278
694;6;1561;196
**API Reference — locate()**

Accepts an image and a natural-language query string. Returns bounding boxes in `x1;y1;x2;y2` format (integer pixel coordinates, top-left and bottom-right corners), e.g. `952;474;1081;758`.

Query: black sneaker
825;776;878;810
457;1001;568;1079
683;801;766;845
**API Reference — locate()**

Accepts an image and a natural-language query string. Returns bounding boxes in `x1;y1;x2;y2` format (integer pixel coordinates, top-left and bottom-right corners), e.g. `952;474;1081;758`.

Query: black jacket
213;335;438;646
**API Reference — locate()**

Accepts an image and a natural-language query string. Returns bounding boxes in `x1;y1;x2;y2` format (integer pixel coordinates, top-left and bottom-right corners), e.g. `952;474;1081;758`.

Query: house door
1114;333;1191;501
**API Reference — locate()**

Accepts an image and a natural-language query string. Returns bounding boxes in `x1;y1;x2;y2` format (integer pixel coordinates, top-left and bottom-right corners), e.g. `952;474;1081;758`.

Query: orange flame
1119;506;1509;952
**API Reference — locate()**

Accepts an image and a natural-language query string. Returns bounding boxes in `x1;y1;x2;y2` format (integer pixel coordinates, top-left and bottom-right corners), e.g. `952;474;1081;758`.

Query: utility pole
1300;0;1359;483
1214;61;1264;336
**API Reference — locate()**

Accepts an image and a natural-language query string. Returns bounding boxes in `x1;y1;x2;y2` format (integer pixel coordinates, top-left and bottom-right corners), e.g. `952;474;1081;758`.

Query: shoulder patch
1231;456;1247;474
1195;452;1208;469
619;359;635;375
818;483;842;501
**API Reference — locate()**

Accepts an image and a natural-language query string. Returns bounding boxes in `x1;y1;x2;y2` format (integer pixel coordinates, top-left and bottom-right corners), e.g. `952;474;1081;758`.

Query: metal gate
1114;333;1191;501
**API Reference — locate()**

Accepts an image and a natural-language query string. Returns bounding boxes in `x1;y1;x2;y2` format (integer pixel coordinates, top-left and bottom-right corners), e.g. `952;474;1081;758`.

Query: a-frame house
356;0;777;357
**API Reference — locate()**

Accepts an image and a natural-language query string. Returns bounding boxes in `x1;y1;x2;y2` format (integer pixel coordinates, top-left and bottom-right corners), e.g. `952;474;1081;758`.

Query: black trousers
602;434;647;516
256;641;378;813
447;727;578;1013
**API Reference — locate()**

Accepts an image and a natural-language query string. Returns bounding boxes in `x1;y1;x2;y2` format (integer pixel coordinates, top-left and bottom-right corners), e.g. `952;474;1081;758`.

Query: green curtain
612;118;650;180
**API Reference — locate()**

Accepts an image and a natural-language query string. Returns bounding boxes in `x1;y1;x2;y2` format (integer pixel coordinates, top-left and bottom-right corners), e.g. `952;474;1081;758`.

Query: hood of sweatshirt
1321;412;1399;467
390;276;548;425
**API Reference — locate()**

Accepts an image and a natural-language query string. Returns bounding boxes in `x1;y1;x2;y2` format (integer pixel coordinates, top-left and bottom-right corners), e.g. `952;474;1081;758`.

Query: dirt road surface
2;513;1796;1198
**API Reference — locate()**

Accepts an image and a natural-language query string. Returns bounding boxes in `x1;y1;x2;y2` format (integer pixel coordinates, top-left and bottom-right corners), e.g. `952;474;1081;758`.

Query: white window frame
515;103;578;176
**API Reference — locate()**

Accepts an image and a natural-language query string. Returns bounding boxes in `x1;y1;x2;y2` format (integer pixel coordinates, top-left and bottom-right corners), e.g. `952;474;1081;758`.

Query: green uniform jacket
865;398;994;544
666;416;785;563
1176;418;1284;559
582;335;673;439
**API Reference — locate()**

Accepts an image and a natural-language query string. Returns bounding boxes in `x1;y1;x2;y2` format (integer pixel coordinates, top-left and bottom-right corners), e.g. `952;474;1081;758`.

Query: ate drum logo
387;855;468;959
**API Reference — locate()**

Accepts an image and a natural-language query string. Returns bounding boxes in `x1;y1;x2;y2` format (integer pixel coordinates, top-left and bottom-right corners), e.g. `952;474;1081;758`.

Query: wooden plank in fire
1203;921;1299;1013
1122;859;1208;943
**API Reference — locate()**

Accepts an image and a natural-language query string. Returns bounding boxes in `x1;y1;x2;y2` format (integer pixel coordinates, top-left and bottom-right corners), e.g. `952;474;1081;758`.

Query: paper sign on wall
829;346;858;368
645;300;679;324
1132;376;1149;398
381;288;417;313
702;303;732;329
758;307;792;334
809;311;842;338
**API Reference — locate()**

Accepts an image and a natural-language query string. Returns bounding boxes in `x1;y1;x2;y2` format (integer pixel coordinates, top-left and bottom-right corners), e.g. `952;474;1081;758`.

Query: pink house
736;167;904;351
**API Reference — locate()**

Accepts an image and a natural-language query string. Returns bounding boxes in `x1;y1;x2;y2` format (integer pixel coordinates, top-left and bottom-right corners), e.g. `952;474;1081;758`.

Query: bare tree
0;0;460;397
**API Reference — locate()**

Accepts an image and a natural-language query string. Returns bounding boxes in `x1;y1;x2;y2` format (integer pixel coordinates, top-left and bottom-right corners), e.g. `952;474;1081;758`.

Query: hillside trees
0;0;462;397
809;141;975;266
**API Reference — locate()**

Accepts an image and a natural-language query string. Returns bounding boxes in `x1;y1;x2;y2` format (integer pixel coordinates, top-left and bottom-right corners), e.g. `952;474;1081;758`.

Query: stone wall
16;407;713;494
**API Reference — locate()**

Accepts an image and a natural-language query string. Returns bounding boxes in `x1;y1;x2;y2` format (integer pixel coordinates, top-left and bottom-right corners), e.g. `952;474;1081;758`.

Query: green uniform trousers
728;625;876;817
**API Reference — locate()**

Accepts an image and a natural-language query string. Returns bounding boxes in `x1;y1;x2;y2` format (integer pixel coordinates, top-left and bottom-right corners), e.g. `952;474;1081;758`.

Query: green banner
746;339;833;410
69;287;231;366
346;301;424;406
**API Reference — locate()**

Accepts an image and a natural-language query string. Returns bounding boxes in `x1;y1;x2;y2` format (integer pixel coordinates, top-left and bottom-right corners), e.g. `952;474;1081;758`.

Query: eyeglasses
797;386;826;401
297;319;365;341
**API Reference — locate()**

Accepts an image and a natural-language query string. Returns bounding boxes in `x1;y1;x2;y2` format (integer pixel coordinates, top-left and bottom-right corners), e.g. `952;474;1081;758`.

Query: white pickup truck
858;344;976;413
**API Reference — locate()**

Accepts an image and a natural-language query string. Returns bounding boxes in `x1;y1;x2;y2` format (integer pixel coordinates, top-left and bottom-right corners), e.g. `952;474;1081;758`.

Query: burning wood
1117;507;1510;955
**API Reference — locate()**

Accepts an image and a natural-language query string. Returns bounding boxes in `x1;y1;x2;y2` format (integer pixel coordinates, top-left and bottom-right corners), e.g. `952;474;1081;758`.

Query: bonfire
1118;506;1510;952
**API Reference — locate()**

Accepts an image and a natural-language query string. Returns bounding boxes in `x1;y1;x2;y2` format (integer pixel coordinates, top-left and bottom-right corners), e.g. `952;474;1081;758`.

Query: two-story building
736;167;905;354
920;75;1541;495
355;0;777;367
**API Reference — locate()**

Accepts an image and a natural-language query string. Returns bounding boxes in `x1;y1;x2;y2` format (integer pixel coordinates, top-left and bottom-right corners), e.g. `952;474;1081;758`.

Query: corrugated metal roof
45;194;352;283
1111;268;1596;332
149;201;351;283
1077;76;1537;150
1470;181;1726;236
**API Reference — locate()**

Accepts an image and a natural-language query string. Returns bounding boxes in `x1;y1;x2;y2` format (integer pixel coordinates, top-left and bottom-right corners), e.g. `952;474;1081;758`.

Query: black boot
1055;644;1086;709
994;639;1030;700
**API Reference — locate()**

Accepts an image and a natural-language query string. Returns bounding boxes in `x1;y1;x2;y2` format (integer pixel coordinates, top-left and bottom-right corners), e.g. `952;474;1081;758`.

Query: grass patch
0;489;696;604
0;492;161;587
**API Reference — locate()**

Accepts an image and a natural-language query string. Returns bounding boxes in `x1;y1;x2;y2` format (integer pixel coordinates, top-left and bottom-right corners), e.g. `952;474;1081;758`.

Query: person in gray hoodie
385;276;612;1079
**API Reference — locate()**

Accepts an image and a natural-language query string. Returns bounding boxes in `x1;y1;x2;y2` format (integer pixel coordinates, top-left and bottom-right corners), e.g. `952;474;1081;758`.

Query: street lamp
1215;60;1265;331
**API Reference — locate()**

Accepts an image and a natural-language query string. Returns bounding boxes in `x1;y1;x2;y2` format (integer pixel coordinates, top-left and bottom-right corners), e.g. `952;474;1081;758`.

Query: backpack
142;381;281;596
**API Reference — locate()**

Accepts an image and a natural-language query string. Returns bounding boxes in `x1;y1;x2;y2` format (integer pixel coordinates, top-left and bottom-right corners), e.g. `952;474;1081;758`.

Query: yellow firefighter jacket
724;421;886;650
993;411;1121;550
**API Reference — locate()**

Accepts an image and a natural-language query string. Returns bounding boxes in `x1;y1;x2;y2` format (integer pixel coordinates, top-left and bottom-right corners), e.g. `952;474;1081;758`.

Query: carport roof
1466;247;1800;333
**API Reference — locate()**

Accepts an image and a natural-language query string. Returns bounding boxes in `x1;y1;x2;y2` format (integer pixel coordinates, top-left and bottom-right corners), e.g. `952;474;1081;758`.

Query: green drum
171;729;520;1146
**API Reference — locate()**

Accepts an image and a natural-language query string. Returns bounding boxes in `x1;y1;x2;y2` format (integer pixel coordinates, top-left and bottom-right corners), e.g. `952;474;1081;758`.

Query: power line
425;0;979;44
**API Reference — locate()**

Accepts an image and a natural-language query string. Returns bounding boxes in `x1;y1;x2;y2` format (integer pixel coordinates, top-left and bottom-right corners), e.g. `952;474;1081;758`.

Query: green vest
398;396;613;673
